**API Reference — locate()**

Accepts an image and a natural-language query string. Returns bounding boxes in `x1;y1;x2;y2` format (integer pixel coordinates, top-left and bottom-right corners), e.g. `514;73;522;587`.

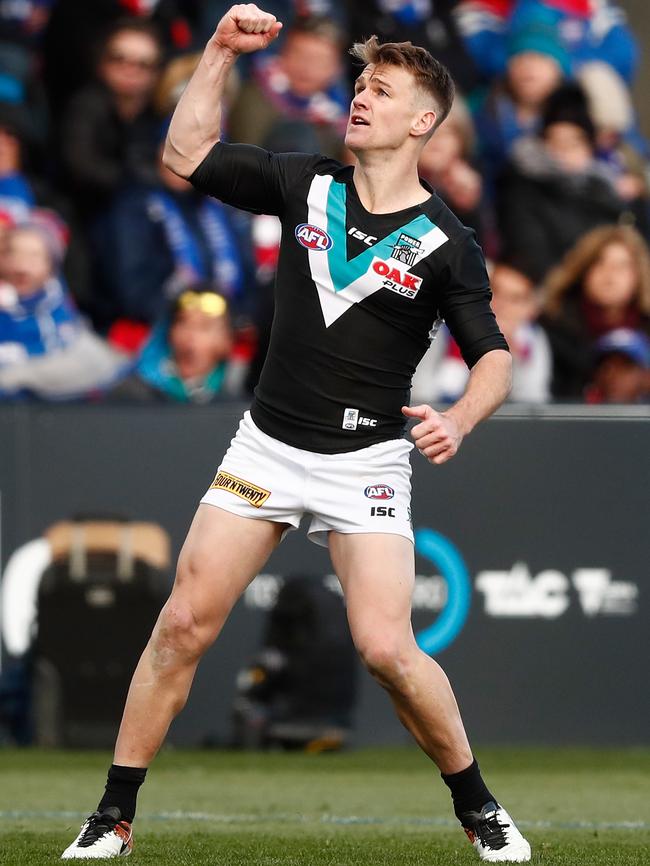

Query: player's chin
344;127;369;150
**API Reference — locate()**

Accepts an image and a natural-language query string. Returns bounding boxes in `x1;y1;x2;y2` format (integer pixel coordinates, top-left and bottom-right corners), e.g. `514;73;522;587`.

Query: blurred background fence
1;403;647;747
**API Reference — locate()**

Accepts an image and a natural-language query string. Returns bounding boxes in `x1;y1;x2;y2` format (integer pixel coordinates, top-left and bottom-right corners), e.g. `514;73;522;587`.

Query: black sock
441;758;497;820
97;764;147;823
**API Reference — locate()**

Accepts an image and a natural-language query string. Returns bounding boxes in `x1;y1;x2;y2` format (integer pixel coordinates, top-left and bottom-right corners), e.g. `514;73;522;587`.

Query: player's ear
411;109;436;139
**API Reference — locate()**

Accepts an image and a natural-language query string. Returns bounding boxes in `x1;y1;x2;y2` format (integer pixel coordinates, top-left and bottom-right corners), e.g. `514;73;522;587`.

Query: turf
1;747;649;865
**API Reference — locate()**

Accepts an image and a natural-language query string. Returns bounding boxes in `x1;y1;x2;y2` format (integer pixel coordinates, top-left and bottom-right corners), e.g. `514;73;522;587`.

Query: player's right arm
162;4;282;179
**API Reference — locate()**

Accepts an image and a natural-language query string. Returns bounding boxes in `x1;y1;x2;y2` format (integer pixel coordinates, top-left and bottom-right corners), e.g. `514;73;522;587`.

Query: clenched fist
212;4;282;56
402;404;463;465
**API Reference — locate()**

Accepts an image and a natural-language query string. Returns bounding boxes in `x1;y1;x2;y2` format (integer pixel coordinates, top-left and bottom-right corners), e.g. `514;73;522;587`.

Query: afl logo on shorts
295;223;333;251
364;484;395;500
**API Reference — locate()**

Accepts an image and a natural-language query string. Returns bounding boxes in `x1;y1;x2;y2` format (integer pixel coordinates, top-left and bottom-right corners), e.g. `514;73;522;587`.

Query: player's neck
352;151;430;214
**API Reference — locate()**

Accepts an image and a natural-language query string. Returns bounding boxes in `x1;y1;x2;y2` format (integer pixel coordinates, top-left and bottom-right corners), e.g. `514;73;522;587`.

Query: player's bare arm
403;348;512;464
162;4;282;178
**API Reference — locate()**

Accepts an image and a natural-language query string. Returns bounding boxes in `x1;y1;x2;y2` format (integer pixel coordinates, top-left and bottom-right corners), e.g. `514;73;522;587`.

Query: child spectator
497;83;625;283
227;15;348;159
473;17;568;180
0;222;127;399
540;224;650;400
60;18;164;216
110;286;244;403
584;328;650;404
412;262;551;403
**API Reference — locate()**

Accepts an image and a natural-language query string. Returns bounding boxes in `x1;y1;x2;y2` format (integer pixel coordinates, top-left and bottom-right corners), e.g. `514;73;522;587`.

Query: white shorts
201;411;414;547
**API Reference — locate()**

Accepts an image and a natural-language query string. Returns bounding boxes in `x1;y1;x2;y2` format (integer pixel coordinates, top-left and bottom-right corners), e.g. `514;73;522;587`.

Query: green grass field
1;747;649;865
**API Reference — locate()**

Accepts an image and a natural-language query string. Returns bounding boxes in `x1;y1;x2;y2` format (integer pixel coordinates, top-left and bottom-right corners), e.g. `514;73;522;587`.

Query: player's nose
352;92;368;111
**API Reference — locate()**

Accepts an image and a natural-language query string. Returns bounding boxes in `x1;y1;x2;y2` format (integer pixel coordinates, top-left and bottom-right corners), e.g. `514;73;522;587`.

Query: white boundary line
0;810;646;831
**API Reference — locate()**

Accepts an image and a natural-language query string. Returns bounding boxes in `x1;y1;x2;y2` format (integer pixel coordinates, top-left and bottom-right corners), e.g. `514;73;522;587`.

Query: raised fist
212;4;282;55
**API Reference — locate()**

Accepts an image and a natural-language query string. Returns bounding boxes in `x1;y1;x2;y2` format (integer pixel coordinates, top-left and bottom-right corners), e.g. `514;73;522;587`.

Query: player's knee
151;598;207;669
356;636;414;691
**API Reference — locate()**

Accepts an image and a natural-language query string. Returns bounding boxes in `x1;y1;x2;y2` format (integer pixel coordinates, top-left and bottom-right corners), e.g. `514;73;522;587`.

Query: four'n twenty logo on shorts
294;223;333;251
364;484;395;500
210;471;271;508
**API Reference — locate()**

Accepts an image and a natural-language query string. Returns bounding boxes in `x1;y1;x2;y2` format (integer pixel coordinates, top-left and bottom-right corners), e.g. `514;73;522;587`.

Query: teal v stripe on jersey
325;179;436;293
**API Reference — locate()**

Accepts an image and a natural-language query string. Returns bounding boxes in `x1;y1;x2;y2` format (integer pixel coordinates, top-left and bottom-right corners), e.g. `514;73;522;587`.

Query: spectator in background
60;18;164;217
540;224;650;400
584;329;650;404
412;262;551;403
43;0;196;114
154;51;203;116
0;104;35;224
110;286;245;403
577;61;650;232
0;0;53;146
417;96;496;257
456;0;638;84
347;0;482;94
90;137;253;336
227;15;348;159
497;83;625;283
473;17;568;181
0;222;127;400
0;101;97;321
197;1;347;49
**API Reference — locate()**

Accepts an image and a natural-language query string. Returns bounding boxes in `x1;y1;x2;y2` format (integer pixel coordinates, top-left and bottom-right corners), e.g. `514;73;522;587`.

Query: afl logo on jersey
295;223;333;251
364;484;395;500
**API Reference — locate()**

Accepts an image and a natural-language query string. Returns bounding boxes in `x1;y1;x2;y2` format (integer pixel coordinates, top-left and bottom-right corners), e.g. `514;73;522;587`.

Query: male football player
62;5;530;861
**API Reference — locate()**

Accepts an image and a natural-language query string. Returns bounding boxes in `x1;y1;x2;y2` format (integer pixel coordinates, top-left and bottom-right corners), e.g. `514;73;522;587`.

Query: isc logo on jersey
364;484;395;500
372;260;423;299
295;223;333;251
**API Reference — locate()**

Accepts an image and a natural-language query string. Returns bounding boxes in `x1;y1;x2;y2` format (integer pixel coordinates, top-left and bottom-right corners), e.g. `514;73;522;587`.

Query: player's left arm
403;349;511;464
403;231;512;465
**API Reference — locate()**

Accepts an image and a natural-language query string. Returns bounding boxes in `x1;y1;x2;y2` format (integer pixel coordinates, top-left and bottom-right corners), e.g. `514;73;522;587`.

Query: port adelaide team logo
294;223;333;251
364;484;395;500
391;233;421;267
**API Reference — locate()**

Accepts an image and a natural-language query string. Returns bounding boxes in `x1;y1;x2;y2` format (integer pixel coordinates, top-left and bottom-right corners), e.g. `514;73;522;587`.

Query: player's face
345;64;433;154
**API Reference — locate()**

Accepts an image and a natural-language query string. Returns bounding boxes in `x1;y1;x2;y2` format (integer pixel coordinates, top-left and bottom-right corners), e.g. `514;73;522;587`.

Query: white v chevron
305;174;449;327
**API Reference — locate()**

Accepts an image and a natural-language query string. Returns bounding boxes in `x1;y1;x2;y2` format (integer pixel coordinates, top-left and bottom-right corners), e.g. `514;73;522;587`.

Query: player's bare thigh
170;503;286;638
329;531;416;655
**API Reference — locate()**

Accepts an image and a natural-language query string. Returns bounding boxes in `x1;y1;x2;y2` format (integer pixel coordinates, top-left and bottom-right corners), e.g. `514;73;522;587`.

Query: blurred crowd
0;0;648;405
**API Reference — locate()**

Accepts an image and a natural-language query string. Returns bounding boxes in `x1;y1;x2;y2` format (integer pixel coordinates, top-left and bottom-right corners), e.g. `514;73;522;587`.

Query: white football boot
61;807;133;859
460;801;531;862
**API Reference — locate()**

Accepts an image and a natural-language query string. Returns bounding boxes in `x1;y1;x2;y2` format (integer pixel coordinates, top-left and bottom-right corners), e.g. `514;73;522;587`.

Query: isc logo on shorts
210;471;271;508
294;223;333;251
364;484;395;500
